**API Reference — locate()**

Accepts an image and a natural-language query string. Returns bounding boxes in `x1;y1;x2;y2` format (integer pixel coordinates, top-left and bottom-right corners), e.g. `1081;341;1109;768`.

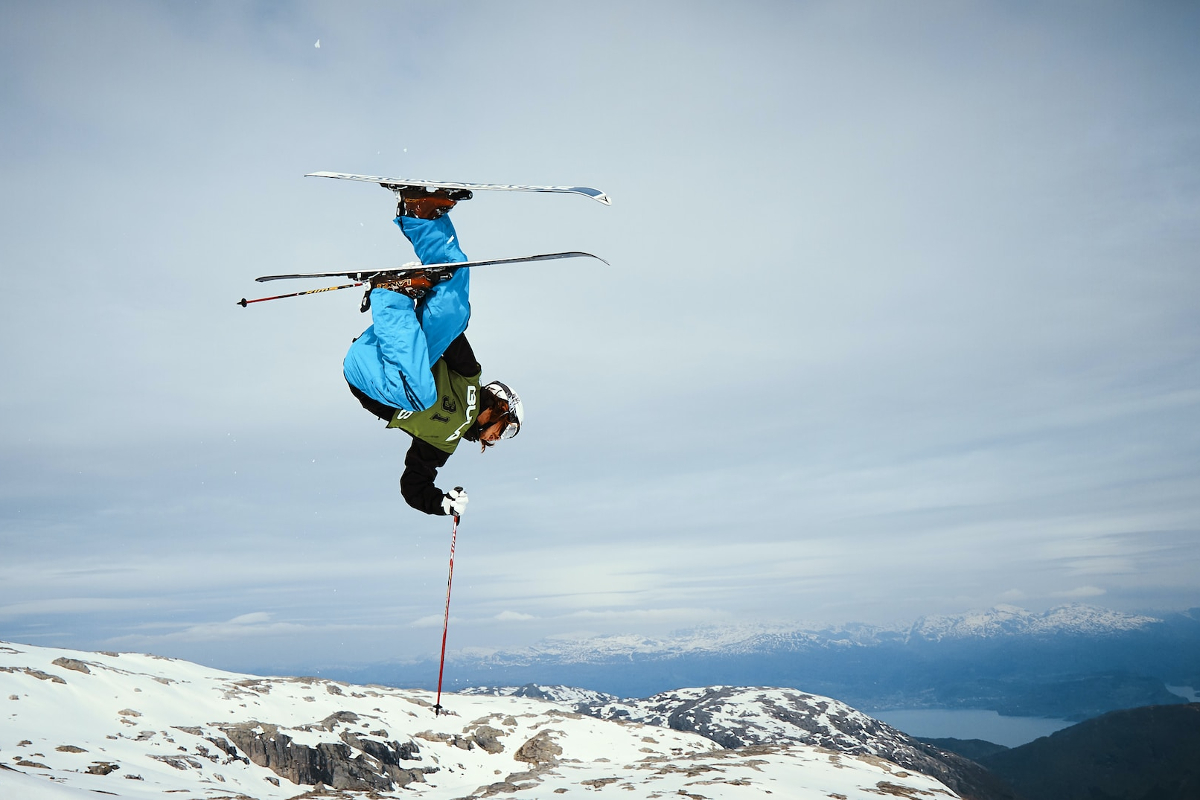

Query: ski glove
441;487;468;517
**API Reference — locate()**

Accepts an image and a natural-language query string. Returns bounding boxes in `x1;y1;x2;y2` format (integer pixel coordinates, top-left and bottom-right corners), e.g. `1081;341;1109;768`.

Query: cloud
0;597;148;619
495;611;535;621
1051;586;1107;599
411;615;460;629
102;613;382;648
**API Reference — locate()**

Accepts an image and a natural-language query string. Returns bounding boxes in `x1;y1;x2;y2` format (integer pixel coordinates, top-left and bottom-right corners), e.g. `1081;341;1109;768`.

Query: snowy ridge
906;604;1160;642
0;641;958;799
460;684;618;705
468;604;1158;665
464;685;1010;800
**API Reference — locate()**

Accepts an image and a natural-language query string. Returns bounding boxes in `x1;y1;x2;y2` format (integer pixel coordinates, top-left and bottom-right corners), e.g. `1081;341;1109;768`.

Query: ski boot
395;186;473;220
369;268;454;300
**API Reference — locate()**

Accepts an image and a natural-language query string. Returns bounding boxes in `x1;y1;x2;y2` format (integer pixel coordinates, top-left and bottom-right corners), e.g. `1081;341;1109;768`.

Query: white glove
441;487;468;517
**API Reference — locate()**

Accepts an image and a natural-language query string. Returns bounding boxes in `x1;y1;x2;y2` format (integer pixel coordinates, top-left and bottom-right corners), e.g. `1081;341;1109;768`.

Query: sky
1;1;1197;674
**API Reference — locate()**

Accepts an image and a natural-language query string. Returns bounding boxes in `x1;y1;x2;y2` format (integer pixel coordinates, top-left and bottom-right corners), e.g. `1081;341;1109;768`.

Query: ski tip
574;251;610;266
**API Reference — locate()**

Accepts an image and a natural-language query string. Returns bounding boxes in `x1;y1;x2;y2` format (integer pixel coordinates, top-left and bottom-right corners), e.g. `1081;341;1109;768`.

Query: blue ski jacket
343;215;470;412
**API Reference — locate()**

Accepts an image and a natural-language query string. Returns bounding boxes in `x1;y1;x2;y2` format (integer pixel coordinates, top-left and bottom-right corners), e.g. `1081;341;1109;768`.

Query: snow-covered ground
1;640;958;799
467;684;999;799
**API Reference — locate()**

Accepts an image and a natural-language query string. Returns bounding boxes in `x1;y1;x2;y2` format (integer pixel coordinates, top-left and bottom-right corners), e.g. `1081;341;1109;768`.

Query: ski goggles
481;411;520;447
498;410;521;440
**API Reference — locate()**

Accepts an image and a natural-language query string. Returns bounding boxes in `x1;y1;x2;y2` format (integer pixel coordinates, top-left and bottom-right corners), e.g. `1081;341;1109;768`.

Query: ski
305;171;611;205
254;251;607;283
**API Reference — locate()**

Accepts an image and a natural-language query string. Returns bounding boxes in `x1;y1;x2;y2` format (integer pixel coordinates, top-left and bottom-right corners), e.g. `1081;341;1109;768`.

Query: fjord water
872;708;1074;748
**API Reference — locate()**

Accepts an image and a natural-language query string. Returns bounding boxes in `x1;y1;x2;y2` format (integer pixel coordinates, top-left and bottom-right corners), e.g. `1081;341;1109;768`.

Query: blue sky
1;1;1198;673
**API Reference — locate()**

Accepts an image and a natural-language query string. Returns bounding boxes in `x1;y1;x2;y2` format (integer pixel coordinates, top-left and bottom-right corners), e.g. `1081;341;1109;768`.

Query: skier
343;189;523;517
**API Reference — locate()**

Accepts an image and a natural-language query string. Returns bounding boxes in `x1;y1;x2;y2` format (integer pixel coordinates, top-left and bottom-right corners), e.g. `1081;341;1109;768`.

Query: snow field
2;641;959;798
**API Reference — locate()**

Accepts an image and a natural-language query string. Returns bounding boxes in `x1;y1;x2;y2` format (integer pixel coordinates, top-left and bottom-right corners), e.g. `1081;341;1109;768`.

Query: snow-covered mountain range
0;640;961;800
905;604;1159;642
317;604;1190;723
459;604;1160;665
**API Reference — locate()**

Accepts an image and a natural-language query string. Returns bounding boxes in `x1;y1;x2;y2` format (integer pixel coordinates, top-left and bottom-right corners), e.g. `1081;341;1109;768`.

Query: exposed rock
55;745;87;753
474;770;542;797
150;755;202;770
415;730;475;750
51;658;91;674
203;734;249;764
86;762;120;775
340;730;420;763
513;730;563;765
219;720;428;791
6;667;67;684
582;777;621;788
318;710;359;729
470;725;507;754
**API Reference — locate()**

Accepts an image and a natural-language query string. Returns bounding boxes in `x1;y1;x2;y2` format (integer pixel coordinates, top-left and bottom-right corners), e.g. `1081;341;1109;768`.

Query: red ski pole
433;509;460;716
236;281;363;307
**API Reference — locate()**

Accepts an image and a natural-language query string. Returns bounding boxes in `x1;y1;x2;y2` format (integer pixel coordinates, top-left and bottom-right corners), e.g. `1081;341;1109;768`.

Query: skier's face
477;408;509;444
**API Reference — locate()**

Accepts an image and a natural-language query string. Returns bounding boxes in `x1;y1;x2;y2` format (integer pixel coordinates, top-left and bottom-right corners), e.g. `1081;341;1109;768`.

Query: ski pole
237;281;363;307
433;507;460;717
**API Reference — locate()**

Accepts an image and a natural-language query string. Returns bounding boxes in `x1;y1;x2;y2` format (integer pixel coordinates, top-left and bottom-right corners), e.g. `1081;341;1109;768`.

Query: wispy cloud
1051;586;1107;599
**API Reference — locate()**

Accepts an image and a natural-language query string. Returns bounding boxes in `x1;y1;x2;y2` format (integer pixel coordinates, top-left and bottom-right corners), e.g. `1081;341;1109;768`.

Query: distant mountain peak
907;604;1160;642
468;604;1161;666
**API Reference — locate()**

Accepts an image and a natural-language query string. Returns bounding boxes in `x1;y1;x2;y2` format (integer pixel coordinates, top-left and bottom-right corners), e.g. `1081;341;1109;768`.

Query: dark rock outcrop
513;730;562;765
85;762;120;775
51;658;91;675
219;720;426;791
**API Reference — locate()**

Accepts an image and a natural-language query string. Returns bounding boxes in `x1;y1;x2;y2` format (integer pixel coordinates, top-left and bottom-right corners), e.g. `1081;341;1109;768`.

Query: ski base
255;251;608;283
306;172;611;205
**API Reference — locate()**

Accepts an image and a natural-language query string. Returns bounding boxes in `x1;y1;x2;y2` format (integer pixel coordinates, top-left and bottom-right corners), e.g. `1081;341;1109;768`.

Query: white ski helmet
484;381;523;440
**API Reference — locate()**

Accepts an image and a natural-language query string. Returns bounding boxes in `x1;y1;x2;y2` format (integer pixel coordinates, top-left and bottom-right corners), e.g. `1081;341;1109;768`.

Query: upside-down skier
342;189;524;517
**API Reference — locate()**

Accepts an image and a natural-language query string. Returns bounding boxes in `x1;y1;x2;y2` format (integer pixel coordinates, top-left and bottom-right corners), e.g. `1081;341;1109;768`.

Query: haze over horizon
2;2;1198;674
